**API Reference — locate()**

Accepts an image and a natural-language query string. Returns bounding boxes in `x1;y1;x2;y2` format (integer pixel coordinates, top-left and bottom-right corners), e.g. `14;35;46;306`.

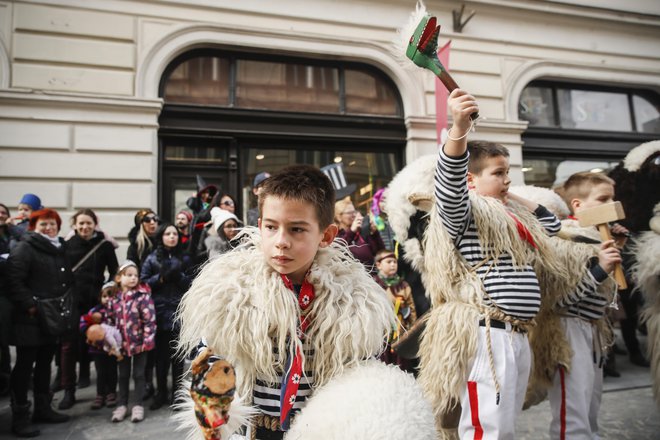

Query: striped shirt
434;150;561;320
557;245;610;321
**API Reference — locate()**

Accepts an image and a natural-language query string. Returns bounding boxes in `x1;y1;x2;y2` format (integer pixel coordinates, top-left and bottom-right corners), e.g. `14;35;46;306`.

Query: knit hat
210;207;240;234
253;172;271;188
19;193;43;211
133;208;155;227
178;210;193;223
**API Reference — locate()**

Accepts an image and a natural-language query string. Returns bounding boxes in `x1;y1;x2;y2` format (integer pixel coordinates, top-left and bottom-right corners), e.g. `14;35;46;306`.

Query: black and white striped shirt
434;150;561;320
557;251;610;321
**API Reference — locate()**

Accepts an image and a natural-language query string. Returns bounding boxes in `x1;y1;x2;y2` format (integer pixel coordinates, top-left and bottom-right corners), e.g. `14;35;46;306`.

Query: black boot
32;394;70;424
143;382;155;401
57;389;76;410
149;391;167;410
11;401;40;437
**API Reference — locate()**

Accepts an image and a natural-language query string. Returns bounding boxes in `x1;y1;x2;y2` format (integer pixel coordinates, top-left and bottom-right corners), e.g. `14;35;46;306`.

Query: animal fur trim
509;185;570;219
623;140;660;172
176;228;395;436
286;360;436;439
632;227;660;406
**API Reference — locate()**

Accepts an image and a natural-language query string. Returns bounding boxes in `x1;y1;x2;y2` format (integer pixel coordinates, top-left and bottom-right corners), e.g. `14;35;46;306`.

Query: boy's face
17;204;32;220
259;196;337;284
467;156;511;203
376;256;398;278
573;182;615;213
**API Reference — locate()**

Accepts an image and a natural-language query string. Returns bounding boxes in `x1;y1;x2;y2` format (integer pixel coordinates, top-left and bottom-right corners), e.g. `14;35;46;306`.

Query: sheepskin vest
177;233;395;402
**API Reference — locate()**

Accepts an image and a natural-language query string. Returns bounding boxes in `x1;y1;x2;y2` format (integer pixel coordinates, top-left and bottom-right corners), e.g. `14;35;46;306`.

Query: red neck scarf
507;211;538;249
279;274;315;430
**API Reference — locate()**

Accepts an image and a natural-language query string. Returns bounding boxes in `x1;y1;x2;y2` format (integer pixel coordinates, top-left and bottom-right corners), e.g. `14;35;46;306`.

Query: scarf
279;273;315;430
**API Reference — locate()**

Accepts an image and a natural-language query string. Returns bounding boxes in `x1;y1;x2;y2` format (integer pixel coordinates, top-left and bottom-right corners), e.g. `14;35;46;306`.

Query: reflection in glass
522;158;619;188
241;147;399;223
235;60;340;113
558;89;631;131
164;145;226;163
518;86;555;127
345;69;401;116
164;57;230;105
633;95;660;133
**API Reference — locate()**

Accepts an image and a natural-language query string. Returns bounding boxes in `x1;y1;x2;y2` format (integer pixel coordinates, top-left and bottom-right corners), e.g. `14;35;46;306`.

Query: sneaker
111;405;127;423
105;393;117;408
91;395;105;410
131;405;144;423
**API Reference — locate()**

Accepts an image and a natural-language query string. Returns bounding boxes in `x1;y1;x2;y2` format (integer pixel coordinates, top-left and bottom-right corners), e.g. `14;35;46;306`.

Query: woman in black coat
7;209;71;437
140;222;191;410
55;209;118;409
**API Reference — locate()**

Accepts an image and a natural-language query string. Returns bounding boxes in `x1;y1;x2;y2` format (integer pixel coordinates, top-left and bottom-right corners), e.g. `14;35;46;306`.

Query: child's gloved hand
190;348;236;440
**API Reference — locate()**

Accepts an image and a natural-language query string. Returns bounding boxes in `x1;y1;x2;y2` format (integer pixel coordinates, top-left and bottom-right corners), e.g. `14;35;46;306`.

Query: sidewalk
0;332;657;439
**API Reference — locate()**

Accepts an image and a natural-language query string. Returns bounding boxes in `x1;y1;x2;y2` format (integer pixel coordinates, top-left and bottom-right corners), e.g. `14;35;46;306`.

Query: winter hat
133;208;155;227
210;207;240;233
178;210;193;223
253;172;271;188
19;193;43;211
118;260;137;274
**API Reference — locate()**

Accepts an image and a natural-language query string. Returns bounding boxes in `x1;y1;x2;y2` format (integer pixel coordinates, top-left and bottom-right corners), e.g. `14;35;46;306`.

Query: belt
478;318;527;334
254;427;284;440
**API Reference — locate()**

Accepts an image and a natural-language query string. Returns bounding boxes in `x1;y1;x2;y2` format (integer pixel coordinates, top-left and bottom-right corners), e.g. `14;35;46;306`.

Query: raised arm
434;89;479;241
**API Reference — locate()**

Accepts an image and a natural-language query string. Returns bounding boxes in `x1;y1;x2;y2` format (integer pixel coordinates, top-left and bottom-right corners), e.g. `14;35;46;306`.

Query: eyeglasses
142;216;159;223
221;200;234;207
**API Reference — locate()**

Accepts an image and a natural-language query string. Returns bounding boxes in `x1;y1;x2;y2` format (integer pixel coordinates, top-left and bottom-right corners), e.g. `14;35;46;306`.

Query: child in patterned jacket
106;260;156;424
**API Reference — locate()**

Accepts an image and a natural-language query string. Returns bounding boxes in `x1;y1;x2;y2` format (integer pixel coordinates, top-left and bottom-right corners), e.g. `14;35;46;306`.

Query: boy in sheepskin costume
384;89;606;439
541;173;622;438
175;165;435;440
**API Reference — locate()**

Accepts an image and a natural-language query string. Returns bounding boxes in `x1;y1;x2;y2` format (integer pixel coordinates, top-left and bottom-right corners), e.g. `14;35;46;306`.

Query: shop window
163;57;230;105
161;52;402;117
518;81;660;134
522;158;620;188
235;60;340;113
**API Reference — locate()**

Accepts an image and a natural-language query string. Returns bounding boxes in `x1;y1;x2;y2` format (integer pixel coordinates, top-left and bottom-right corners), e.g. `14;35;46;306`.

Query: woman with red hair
7;208;71;437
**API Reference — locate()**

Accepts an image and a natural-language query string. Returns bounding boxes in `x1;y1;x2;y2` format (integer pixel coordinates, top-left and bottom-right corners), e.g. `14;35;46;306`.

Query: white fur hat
210;207;239;233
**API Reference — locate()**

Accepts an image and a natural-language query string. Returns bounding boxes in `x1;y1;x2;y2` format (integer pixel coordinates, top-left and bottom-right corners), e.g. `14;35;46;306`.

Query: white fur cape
175;231;397;437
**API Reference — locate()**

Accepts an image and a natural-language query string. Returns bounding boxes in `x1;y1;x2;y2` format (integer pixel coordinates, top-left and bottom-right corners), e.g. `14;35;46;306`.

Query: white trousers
548;317;603;440
459;321;531;440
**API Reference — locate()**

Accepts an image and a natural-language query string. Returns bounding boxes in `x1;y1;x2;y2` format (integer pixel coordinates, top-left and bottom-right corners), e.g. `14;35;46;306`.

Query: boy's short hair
258;165;335;228
375;249;397;263
467;141;510;175
560;171;615;212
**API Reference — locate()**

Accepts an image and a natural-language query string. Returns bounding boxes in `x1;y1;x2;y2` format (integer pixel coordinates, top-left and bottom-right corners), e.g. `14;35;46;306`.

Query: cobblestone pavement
0;333;658;439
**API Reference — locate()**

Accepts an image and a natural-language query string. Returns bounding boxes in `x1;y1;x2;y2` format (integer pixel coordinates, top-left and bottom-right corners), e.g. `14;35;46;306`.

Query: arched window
518;80;660;187
157;50;406;222
162;53;402;116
